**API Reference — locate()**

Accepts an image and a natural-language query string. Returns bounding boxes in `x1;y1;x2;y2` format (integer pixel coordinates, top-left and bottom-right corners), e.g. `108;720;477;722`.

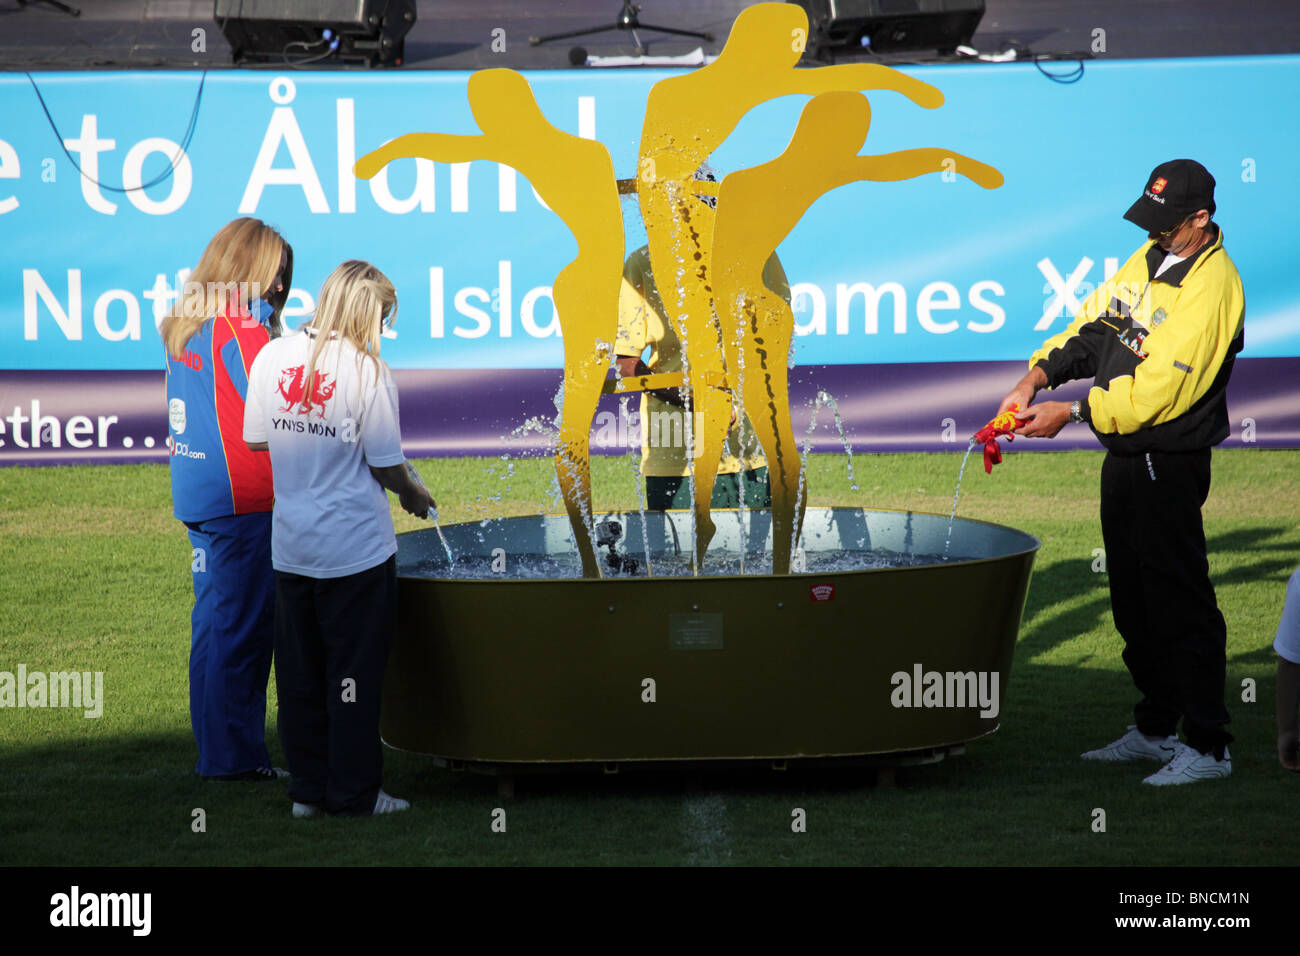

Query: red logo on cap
810;584;835;602
1151;177;1168;194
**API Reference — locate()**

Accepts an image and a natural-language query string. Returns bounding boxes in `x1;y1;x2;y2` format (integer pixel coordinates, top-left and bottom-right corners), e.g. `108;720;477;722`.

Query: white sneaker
292;802;321;819
373;790;411;815
1081;725;1179;762
1142;743;1231;786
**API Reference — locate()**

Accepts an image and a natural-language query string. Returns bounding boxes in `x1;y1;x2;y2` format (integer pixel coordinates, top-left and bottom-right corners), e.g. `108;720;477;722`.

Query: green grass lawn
1;448;1297;866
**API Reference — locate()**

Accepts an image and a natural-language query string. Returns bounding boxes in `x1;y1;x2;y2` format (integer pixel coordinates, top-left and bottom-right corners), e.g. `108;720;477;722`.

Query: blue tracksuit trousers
185;512;275;776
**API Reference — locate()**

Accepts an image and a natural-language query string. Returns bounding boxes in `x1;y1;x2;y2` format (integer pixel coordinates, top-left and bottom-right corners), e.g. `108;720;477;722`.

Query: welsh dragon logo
276;365;336;418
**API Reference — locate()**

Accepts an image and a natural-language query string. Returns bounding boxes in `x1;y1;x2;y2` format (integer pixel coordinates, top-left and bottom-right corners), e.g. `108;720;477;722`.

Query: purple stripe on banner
2;359;1297;467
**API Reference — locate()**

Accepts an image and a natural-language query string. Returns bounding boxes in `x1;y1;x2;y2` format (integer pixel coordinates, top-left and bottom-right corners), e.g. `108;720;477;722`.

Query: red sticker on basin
809;584;835;602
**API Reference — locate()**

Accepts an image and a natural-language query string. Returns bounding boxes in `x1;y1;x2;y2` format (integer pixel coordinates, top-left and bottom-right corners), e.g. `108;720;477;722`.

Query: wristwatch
1069;400;1084;424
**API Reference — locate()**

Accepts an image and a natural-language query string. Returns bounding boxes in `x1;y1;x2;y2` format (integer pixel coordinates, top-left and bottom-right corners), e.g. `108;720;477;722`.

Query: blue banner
2;57;1297;374
2;57;1298;465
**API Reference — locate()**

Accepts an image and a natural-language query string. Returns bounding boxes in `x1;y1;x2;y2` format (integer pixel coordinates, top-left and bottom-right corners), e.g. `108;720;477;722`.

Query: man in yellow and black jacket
999;159;1244;786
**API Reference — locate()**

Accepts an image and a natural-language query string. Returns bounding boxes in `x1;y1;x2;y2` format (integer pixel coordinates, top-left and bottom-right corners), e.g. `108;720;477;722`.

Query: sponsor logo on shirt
168;398;186;435
1117;325;1148;359
276;365;336;418
171;440;206;460
1099;297;1149;359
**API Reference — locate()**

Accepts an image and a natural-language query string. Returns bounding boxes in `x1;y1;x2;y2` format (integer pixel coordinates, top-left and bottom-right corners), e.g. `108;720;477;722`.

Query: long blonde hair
161;217;292;358
302;260;397;401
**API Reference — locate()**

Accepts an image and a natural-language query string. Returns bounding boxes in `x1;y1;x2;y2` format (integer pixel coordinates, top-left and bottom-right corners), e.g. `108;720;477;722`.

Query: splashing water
944;440;978;560
505;416;559;450
406;460;457;568
662;181;704;576
731;296;750;575
791;389;860;560
818;391;860;493
428;508;457;569
404;543;961;580
615;389;656;579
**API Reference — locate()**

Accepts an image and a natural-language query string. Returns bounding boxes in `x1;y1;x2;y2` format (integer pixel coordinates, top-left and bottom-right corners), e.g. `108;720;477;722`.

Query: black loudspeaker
214;0;417;67
795;0;984;56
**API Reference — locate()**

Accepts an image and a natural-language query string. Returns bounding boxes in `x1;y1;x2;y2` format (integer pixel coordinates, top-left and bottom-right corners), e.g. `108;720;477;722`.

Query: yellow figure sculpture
355;68;622;578
636;0;950;570
351;3;1004;579
712;90;1005;574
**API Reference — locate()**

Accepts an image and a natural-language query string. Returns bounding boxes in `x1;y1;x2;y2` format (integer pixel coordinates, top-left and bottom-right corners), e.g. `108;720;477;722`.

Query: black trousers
274;556;396;815
1100;449;1231;757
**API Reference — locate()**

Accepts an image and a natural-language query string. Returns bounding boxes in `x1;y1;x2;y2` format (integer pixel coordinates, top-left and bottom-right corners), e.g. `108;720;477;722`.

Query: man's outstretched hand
1016;401;1072;439
998;365;1047;417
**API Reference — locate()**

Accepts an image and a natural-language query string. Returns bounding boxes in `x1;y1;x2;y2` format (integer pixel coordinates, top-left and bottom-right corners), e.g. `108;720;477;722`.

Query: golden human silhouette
636;0;950;569
355;68;622;578
712;90;1005;573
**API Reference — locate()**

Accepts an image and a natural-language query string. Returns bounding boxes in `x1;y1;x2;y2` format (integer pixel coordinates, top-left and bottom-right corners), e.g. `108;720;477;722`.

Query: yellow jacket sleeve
616;250;652;358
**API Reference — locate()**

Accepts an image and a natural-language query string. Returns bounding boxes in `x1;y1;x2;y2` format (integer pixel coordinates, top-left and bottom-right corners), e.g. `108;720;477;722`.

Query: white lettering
916;281;960;334
369;154;436;213
93;289;141;341
429;266;444;337
521;285;559;337
63;115;117;214
450;162;470;212
836;281;906;335
66;415;94;448
24;268;82;340
121;138;192;215
791;282;826;336
496;260;512;338
966;280;1005;333
1036;257;1093;331
0;138;20;214
336;98;356;214
239;90;330;213
452;286;491;338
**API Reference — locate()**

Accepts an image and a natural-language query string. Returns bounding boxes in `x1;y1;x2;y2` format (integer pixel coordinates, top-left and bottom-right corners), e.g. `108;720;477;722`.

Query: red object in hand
973;404;1030;474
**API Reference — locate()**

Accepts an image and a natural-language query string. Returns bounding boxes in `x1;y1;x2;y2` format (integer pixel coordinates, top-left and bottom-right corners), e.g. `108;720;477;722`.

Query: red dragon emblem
276;365;336;418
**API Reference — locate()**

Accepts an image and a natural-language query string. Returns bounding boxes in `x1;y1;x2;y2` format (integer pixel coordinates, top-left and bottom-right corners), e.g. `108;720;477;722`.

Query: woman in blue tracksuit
161;217;293;780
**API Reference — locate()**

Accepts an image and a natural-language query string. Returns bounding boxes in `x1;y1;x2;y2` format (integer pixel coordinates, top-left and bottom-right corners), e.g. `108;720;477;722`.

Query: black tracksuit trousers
274;556;397;815
1100;448;1232;758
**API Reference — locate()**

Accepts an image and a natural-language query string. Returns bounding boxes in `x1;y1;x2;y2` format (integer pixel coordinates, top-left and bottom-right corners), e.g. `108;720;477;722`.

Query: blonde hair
302;260;397;402
161;217;292;358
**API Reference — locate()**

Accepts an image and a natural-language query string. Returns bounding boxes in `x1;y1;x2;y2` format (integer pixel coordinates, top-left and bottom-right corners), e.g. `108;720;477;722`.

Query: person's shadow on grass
1015;524;1297;662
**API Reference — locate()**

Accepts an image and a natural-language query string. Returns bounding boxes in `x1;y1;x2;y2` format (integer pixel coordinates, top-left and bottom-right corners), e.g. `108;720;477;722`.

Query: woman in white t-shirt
244;260;435;817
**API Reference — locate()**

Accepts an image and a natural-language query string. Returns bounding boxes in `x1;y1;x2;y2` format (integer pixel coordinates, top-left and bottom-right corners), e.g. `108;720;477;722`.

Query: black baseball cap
1123;159;1216;233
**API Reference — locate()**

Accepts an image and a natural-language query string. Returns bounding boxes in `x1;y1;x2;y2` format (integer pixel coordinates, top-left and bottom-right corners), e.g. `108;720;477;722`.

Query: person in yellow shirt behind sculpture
615;230;789;513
